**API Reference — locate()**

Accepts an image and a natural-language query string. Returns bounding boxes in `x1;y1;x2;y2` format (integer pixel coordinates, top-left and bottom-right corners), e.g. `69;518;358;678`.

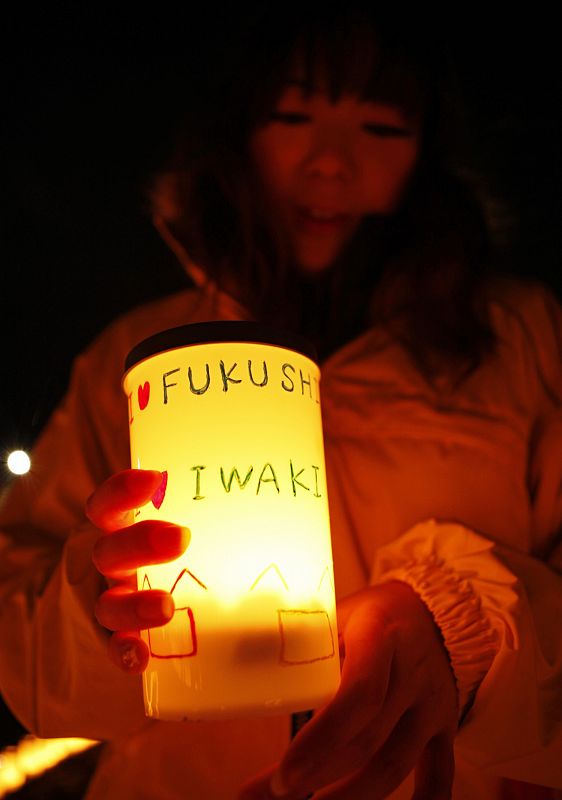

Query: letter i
312;466;322;498
191;466;206;500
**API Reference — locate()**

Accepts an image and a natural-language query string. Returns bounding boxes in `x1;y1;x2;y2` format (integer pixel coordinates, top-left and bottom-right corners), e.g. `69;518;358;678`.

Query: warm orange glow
0;736;97;796
123;333;341;720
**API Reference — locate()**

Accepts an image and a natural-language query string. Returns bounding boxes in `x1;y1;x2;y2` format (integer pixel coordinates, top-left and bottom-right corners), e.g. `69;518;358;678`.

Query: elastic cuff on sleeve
379;554;498;719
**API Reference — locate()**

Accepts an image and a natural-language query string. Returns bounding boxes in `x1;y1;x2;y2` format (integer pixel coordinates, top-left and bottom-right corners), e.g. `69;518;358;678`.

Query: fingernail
149;524;190;551
119;642;141;671
269;772;310;799
178;526;191;550
269;772;288;797
137;594;174;622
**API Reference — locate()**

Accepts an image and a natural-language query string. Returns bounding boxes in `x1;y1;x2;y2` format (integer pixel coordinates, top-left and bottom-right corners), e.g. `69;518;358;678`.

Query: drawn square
147;607;197;659
278;609;335;665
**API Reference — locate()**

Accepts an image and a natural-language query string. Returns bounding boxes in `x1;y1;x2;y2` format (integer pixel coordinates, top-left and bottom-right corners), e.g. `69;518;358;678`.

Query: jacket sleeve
371;285;562;789
0;326;147;741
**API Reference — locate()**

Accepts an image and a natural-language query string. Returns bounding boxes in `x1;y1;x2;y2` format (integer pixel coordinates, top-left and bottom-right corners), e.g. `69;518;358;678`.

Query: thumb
238;764;311;799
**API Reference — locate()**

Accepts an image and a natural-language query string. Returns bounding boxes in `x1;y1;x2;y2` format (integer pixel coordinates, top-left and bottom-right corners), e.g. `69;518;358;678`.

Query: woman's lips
295;206;350;236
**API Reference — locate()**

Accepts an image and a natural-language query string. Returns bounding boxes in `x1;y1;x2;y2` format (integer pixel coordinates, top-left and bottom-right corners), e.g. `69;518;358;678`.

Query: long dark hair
150;6;497;381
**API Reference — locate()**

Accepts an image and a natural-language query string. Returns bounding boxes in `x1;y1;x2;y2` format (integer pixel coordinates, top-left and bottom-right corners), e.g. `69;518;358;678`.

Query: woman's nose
303;133;354;181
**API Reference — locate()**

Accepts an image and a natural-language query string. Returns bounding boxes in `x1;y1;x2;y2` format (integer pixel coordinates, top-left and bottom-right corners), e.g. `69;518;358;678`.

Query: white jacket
0;272;561;799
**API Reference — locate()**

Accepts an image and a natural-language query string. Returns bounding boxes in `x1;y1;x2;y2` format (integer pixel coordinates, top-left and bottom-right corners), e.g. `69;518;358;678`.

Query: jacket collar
154;214;252;322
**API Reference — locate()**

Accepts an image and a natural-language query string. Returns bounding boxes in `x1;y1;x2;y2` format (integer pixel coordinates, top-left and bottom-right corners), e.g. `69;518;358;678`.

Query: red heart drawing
138;382;150;410
152;471;168;510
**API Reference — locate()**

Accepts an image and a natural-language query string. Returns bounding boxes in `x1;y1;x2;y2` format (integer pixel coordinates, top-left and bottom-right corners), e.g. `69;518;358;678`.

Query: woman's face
249;79;421;273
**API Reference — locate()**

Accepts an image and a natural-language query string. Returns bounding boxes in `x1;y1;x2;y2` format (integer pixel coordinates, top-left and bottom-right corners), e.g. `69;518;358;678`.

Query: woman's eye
363;123;413;138
269;111;311;125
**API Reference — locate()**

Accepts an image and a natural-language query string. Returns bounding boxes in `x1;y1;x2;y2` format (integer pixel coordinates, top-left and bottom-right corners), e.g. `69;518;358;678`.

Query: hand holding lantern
239;582;458;799
88;469;190;673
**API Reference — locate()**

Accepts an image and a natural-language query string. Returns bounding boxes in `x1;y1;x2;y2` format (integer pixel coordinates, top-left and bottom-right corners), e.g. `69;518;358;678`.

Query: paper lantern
123;321;340;721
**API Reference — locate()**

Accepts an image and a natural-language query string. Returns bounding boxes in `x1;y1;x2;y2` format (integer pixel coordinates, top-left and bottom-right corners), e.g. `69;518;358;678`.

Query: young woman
1;7;561;799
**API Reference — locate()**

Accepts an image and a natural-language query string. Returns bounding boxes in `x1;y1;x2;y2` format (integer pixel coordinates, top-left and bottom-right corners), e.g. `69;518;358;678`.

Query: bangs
300;17;427;117
247;9;431;125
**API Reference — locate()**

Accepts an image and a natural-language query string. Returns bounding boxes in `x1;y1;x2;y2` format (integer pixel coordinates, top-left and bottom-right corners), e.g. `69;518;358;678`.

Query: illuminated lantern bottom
141;594;339;720
123;322;341;720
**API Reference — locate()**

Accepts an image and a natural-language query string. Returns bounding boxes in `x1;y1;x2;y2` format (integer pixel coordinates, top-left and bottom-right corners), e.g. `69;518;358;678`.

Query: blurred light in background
0;736;98;797
6;451;31;476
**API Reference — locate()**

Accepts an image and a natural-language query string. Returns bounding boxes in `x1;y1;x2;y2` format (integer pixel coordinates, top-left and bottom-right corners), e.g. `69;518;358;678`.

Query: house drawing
141;570;207;659
250;563;336;666
140;564;336;665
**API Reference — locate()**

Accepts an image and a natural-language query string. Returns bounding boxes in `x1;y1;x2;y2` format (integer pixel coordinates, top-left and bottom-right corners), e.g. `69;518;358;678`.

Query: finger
335;590;365;633
108;630;150;674
238;765;278;799
86;469;164;531
276;606;396;790
314;708;428;800
92;520;190;579
238;765;311;800
95;587;175;631
412;732;455;800
276;694;410;796
275;717;383;795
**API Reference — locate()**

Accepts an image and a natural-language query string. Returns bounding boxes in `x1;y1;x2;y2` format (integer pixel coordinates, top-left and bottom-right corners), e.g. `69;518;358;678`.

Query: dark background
2;10;561;463
0;7;560;794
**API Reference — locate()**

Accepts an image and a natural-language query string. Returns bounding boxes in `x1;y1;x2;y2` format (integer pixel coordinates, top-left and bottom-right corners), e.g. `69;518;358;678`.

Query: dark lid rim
124;321;318;373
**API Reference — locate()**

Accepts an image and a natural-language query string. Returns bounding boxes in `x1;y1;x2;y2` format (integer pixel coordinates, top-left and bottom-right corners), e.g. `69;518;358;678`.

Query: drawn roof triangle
170;568;208;593
250;563;289;592
317;566;334;594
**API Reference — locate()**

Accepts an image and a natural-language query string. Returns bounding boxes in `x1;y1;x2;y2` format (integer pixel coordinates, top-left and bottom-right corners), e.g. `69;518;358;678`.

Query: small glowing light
0;736;98;796
6;451;31;475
